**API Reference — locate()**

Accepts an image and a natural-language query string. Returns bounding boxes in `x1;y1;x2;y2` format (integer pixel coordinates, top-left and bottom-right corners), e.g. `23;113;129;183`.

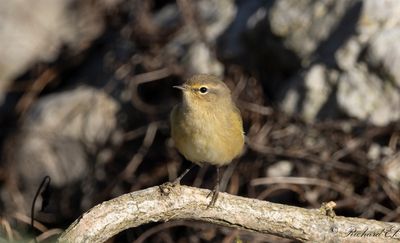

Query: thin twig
0;218;14;241
16;69;56;114
130;68;172;114
247;140;360;172
251;176;352;196
35;229;64;243
122;122;159;180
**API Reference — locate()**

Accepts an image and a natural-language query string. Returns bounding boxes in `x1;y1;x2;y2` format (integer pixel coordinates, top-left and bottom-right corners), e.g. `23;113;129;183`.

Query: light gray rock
280;65;339;122
0;0;119;104
183;41;223;75
335;38;362;71
337;65;400;126
216;0;265;60
161;0;236;77
367;143;382;162
269;0;357;64
23;87;119;146
265;0;400;125
384;154;400;190
366;28;400;88
357;0;400;41
267;160;293;178
6;87;119;212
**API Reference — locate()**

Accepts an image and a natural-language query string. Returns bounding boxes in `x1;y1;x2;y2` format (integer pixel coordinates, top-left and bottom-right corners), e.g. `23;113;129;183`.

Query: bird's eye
199;87;208;94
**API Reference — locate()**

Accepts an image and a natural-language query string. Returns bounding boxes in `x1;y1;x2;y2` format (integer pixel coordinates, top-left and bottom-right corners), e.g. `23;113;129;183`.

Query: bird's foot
206;184;220;209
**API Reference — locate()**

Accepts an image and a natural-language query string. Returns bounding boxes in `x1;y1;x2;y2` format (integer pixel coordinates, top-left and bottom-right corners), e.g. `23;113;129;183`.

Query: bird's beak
173;85;187;91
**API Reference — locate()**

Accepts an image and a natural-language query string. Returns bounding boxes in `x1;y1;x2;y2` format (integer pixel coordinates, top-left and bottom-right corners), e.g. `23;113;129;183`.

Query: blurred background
0;0;399;242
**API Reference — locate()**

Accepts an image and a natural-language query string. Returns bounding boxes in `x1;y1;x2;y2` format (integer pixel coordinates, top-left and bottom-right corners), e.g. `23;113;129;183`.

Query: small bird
170;74;244;207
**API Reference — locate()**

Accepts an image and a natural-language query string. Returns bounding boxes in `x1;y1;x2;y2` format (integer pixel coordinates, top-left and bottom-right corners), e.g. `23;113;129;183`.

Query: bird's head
174;74;232;108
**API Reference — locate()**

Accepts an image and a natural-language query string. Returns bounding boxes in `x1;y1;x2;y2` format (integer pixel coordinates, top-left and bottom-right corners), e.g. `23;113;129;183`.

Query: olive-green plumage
170;74;244;167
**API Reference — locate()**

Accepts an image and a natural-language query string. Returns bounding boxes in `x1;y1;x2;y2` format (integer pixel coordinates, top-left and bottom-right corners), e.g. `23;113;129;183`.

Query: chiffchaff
170;74;244;207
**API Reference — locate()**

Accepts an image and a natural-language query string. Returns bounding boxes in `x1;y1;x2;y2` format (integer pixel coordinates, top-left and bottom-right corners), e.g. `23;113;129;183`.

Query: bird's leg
207;167;220;208
173;164;195;184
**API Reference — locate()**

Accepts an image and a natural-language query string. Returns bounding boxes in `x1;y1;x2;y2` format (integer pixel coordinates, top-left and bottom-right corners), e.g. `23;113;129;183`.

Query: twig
251;176;352;196
58;184;400;243
247;140;360;172
122;122;159;180
237;100;273;116
95;122;162;203
133;221;189;243
34;229;64;243
0;218;14;241
31;176;51;234
256;184;305;201
13;212;48;233
16;69;56;114
129;68;172;114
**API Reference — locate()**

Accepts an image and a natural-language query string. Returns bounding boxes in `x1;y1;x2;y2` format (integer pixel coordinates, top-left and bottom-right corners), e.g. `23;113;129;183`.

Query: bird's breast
171;106;244;166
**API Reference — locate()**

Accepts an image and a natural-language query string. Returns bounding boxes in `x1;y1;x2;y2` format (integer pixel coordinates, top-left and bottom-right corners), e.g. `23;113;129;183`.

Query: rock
267;160;294;178
269;0;357;63
161;0;236;77
216;0;266;61
279;65;338;122
183;41;223;75
23;87;119;146
5;87;119;212
358;0;400;41
337;65;400;126
335;38;361;71
383;154;400;190
367;143;382;162
366;28;400;88
0;0;119;104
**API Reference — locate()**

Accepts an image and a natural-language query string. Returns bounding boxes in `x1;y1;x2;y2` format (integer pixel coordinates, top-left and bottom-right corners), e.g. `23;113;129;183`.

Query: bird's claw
206;184;219;209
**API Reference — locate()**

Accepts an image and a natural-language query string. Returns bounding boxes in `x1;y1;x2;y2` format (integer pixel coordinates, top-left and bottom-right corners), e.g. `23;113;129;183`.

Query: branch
58;184;400;242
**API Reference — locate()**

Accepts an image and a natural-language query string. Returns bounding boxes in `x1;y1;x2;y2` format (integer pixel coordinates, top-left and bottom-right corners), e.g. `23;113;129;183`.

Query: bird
170;74;244;207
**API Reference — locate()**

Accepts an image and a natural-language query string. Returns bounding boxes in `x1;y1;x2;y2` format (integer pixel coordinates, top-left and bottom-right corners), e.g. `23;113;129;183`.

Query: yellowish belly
171;107;244;166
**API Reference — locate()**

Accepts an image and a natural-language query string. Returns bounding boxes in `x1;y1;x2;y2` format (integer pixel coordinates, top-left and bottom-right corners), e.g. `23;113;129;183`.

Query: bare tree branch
58;184;400;243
